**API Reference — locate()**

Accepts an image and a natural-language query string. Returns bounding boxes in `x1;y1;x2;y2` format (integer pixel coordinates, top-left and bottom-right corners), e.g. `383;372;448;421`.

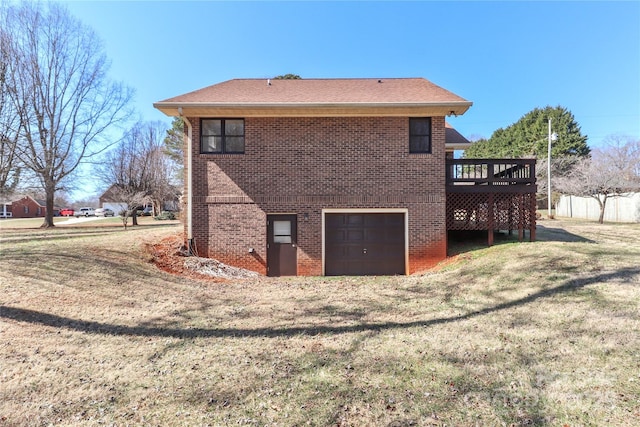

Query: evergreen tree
163;117;184;186
464;106;589;159
274;74;301;79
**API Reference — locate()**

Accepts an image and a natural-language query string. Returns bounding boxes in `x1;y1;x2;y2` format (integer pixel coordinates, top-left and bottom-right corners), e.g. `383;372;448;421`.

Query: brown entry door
267;214;298;277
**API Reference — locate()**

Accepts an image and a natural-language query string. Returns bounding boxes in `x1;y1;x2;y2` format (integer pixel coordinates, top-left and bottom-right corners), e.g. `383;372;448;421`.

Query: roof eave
153;101;473;118
445;142;473;150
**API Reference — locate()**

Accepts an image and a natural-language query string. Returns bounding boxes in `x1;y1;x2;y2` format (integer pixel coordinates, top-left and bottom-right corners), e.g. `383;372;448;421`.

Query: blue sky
62;0;639;148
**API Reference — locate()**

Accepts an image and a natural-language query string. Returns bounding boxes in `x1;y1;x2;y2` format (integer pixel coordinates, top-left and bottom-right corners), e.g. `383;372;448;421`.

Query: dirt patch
145;233;258;282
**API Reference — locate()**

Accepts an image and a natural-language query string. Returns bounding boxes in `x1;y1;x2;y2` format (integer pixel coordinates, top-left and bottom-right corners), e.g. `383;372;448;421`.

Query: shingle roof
154;78;472;117
445;122;471;147
159;78;468;104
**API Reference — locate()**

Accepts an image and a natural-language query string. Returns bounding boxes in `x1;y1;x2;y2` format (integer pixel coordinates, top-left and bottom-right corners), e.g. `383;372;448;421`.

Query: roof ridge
228;77;427;81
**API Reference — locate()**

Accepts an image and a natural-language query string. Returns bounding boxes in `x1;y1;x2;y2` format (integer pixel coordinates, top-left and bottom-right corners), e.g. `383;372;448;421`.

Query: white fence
556;193;640;223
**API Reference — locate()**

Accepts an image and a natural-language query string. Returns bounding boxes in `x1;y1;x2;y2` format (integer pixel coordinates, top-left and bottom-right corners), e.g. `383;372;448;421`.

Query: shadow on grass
448;224;594;256
535;223;595;243
448;230;519;256
2;267;638;339
0;246;190;296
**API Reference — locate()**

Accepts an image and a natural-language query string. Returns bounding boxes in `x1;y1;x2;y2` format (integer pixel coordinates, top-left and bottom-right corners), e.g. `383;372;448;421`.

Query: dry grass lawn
0;218;639;426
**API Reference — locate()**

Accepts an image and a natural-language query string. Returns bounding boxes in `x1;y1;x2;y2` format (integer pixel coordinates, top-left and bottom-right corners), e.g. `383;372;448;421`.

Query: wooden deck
446;159;537;245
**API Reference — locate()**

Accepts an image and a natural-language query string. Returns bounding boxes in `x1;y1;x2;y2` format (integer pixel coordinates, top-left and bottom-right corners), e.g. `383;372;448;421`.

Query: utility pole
547;119;558;219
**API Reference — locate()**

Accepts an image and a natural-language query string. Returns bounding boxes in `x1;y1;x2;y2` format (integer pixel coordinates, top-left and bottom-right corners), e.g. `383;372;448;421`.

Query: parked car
74;207;95;217
59;208;74;217
95;208;114;217
0;212;12;218
141;206;153;216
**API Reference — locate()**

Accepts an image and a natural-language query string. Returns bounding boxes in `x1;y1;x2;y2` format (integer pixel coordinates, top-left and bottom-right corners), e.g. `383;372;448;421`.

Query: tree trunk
132;208;138;226
597;194;607;224
41;182;56;228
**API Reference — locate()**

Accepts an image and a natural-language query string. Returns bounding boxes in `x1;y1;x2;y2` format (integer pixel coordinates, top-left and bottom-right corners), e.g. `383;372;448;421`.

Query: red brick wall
185;116;447;275
11;197;45;218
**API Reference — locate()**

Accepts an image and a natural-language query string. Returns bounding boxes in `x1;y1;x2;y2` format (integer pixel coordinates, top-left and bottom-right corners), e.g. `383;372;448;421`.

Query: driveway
57;216;106;226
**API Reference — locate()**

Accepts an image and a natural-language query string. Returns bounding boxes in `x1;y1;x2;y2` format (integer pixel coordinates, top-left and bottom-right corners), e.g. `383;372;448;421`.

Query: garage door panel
385;215;404;226
326;215;346;227
365;243;404;257
364;228;403;241
364;214;386;226
365;228;385;241
348;215;364;226
325;213;405;276
384;231;405;243
326;243;362;258
347;230;364;241
327;229;347;243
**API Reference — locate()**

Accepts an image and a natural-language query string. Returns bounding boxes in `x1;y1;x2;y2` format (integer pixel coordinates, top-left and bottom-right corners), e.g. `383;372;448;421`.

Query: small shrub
154;211;175;220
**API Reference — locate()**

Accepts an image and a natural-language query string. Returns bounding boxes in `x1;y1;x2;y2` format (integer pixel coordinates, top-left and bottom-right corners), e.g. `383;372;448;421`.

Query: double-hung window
201;119;245;154
409;117;432;154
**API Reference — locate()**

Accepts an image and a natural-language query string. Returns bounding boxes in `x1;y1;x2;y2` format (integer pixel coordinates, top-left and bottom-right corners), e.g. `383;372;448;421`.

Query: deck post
487;193;494;246
530;193;537;242
518;194;524;241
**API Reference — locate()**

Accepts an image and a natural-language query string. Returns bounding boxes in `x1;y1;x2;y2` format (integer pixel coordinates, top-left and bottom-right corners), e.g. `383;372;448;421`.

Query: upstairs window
201;119;245;154
409;117;432;154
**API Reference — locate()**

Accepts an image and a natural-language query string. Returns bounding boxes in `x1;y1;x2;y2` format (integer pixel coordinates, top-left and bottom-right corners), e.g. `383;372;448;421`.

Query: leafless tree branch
555;136;640;223
2;2;133;226
98;121;175;227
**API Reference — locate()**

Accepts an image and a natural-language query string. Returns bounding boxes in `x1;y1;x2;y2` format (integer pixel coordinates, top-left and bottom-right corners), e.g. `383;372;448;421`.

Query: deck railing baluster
445;159;537;187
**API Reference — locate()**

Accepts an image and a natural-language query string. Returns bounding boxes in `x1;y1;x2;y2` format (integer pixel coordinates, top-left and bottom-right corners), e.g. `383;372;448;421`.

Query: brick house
10;195;57;218
154;78;478;276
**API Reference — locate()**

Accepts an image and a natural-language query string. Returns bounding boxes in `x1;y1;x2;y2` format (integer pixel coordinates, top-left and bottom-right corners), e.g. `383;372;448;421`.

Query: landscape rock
183;257;259;279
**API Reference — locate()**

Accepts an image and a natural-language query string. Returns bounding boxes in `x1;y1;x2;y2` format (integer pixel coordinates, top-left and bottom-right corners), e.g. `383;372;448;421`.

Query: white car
74;207;95;217
94;208;114;217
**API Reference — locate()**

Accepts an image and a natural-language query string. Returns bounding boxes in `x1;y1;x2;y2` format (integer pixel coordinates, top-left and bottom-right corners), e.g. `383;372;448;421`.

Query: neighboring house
98;185;128;215
0;198;12;217
154;77;536;277
10;195;59;218
99;184;181;215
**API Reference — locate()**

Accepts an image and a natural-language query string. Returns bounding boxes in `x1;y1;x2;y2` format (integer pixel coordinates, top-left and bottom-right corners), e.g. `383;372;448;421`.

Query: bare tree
598;134;640;185
0;10;21;197
143;122;178;216
3;2;133;227
109;186;149;230
99;121;173;227
556;136;640;223
536;156;580;209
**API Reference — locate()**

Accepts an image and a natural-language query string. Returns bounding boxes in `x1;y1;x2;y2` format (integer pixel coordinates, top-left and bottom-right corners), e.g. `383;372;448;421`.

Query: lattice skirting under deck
446;192;536;242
